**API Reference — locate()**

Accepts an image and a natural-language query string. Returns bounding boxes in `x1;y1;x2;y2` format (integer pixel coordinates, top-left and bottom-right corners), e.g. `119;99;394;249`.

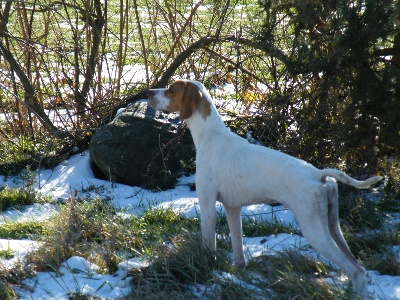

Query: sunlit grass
0;186;398;298
0;220;48;239
0;185;52;213
0;157;398;298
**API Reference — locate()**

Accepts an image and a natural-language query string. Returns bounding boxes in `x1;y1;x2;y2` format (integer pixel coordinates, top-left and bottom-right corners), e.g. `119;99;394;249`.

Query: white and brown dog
148;79;383;297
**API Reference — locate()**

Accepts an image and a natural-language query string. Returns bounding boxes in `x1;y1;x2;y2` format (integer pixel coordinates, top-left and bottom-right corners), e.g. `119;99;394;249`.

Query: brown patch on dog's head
165;80;211;120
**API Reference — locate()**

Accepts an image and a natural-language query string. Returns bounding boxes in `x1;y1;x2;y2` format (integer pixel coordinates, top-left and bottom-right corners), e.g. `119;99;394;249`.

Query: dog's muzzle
147;90;157;109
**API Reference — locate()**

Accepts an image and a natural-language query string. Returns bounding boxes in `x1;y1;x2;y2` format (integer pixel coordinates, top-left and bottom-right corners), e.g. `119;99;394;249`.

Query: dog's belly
216;184;283;207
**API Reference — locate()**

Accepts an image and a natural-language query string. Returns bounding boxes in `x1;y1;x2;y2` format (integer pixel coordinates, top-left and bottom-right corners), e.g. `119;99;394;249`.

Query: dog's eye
168;87;173;94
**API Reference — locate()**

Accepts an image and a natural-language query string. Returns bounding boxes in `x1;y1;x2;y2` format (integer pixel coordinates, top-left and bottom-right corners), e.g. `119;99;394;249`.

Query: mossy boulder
89;100;195;190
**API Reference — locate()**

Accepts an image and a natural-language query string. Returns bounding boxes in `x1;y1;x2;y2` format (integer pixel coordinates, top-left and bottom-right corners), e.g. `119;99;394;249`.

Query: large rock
89;100;195;190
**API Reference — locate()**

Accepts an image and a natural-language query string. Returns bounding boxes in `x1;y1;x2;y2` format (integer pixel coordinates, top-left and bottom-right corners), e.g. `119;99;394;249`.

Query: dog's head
147;80;211;120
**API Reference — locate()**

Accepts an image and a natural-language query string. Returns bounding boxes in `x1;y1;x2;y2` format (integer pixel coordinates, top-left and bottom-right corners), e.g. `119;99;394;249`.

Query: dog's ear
180;82;201;120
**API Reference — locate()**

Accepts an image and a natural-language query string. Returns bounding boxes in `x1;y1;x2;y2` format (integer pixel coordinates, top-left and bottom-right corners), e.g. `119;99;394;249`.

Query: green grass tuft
246;249;355;299
0;247;14;259
0;220;48;239
130;233;231;298
345;229;400;276
0;281;17;300
0;187;36;212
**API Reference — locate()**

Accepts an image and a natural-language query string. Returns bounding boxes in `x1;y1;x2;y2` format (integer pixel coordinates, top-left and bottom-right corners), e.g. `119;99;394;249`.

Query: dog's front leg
199;198;217;250
224;204;246;267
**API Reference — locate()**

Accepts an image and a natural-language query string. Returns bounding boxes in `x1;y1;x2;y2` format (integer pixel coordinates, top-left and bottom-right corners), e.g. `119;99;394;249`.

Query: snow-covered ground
0;152;399;299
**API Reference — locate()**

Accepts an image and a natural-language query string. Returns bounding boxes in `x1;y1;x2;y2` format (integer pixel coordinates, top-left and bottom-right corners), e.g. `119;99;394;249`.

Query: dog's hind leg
291;187;367;297
326;178;354;262
324;178;368;296
224;204;246;267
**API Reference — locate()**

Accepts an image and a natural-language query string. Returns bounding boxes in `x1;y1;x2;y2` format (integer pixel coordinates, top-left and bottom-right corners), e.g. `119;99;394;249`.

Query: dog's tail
320;169;383;189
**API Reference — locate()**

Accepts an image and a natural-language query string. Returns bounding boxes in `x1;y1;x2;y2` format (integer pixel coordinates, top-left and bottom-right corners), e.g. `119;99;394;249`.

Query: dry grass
0;167;399;298
129;234;231;298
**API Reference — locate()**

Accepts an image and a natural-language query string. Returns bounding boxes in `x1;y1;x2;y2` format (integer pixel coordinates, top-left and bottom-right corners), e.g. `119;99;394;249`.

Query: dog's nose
147;90;157;109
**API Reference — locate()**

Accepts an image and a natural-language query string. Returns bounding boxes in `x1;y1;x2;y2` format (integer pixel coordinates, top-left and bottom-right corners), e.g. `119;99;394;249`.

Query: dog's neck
185;95;227;149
